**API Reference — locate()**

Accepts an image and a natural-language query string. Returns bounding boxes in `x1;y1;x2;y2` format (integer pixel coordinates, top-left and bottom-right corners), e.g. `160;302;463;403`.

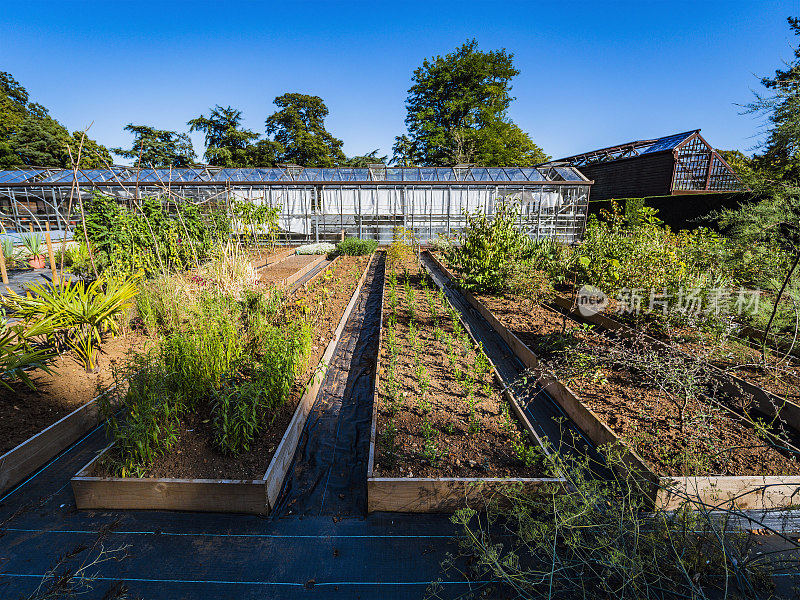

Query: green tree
746;17;800;180
340;149;387;167
189;105;273;167
392;39;548;166
112;124;196;167
265;93;345;167
0;71;112;168
10;115;70;166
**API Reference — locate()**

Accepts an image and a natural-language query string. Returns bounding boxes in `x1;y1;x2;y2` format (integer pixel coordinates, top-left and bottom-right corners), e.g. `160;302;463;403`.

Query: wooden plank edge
71;443;268;514
0;377;128;495
263;251;375;507
367;477;564;513
281;254;327;288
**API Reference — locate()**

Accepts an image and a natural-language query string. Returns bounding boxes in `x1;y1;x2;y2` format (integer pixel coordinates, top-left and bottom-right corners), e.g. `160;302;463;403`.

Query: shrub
99;356;185;478
76;192;230;277
442;445;784;600
445;200;530;293
160;292;243;402
336;237;377;256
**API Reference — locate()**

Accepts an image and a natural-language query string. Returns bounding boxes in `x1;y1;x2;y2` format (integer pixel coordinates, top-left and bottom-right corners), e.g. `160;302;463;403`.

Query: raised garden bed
71;254;373;514
0;246;301;496
367;250;561;512
426;250;800;510
257;253;326;287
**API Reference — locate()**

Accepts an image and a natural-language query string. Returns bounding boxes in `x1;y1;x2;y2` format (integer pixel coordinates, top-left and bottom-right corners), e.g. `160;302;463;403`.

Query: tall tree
188;105;270;167
0;71;111;168
265;93;345;167
746;17;800;180
112;124;196;167
392;40;548;166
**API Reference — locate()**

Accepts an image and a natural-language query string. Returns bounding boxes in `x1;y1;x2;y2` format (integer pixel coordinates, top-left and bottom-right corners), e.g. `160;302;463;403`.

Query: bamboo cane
45;223;58;285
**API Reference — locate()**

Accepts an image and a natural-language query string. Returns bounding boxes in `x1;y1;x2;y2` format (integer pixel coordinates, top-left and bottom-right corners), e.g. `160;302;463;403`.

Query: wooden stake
0;244;8;286
45;223;58;284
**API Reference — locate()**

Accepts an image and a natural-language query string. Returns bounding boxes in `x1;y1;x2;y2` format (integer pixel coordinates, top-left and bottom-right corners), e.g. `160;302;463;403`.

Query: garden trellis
0;165;592;244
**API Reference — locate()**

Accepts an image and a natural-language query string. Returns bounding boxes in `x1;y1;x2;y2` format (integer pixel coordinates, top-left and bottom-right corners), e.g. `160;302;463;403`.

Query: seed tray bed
71;254;373;514
367;252;562;513
258;253;326;287
426;250;800;510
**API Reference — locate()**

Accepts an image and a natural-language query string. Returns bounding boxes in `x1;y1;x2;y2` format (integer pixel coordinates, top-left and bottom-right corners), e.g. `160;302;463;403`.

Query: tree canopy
746;17;800;181
112;124;196;167
265;93;345;167
392;40;548;167
0;71;111;168
188;105;278;167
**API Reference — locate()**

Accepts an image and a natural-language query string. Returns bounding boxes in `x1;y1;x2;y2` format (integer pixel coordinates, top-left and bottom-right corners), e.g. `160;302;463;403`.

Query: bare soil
117;255;370;480
257;254;318;285
0;331;149;455
373;254;543;479
248;246;296;270
473;289;800;478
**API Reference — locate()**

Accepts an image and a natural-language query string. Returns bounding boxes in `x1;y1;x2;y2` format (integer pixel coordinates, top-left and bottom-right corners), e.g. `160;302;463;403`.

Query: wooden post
45;223;58;284
0;244;8;286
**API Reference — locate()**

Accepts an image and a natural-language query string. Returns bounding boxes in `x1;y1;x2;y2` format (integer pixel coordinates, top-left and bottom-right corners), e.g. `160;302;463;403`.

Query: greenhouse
0;164;592;244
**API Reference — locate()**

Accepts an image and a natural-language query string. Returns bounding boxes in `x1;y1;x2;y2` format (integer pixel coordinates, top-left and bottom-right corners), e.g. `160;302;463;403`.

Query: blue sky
1;0;797;163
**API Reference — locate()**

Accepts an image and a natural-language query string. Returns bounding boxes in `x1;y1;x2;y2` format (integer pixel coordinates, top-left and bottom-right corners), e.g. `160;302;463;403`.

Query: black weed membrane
274;253;385;516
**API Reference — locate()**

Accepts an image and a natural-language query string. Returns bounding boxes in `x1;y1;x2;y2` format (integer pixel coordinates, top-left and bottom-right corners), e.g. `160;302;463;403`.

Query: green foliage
335;237;378;256
105;276;313;474
76;193;228;277
160;292;243;402
392;39;548;166
189;105;278;167
112;124;196;167
230;198;281;247
339;149;387;167
99;356;185;478
744;17;800;180
443;446;779;600
0;318;56;391
20;232;43;257
0;71;111;168
1;276;139;371
445;199;530;293
265;93;345;167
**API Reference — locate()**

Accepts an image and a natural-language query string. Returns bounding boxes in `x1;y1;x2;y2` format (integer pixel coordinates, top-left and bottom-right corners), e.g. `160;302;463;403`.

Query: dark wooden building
541;130;744;201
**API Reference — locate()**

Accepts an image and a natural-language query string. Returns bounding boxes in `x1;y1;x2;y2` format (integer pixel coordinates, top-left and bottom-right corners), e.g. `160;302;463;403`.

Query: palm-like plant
1;238;14;269
1;277;139;371
20;233;44;258
0;318;56;391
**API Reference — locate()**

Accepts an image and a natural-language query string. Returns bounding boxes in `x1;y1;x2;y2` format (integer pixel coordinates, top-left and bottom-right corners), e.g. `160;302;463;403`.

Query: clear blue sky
1;0;797;163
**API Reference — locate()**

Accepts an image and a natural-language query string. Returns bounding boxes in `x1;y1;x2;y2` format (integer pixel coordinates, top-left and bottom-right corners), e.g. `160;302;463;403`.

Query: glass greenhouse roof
0;165;589;186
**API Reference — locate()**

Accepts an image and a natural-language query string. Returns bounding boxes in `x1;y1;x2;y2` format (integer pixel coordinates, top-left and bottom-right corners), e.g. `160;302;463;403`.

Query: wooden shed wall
578;152;675;201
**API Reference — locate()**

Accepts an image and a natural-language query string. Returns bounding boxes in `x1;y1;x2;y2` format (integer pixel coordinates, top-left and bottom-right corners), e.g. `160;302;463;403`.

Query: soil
0;331;150;455
614;316;800;405
472;288;800;478
248;246;296;270
257;254;319;285
107;254;371;480
373;254;543;479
